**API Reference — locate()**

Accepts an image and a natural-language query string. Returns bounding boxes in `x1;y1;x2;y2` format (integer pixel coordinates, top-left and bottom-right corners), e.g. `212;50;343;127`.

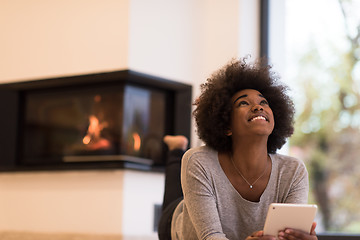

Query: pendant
250;185;253;189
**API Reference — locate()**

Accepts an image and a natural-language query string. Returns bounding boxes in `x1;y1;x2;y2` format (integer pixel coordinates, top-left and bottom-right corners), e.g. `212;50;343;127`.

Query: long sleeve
181;150;228;240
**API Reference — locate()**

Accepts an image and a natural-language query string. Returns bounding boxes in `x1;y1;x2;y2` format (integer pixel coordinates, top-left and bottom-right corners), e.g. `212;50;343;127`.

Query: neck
231;136;269;174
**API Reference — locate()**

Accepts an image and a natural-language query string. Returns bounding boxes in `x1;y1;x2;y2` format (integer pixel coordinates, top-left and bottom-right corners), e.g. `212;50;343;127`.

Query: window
269;0;360;234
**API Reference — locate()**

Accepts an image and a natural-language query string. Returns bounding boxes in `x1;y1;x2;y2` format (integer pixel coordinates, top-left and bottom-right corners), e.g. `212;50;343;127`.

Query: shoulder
181;146;219;173
182;145;217;163
271;153;305;167
180;146;221;190
271;153;308;177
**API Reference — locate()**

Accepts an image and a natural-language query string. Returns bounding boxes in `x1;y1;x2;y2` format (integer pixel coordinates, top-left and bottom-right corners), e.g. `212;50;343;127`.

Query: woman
158;58;317;240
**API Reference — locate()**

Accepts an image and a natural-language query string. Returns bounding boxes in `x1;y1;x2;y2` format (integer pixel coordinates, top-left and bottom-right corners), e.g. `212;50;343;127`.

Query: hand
245;230;276;240
278;222;318;240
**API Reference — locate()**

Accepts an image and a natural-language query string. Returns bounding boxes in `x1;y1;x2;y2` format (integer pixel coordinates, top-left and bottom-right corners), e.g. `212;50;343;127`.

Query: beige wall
0;0;260;238
0;0;129;83
0;170;125;233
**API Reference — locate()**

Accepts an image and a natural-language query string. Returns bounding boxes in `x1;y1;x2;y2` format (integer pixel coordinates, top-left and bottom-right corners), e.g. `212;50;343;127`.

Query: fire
83;115;102;144
132;132;141;151
82;115;110;150
82;135;91;145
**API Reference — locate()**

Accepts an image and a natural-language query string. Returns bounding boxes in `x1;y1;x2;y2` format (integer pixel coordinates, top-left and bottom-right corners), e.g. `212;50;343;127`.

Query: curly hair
193;58;295;154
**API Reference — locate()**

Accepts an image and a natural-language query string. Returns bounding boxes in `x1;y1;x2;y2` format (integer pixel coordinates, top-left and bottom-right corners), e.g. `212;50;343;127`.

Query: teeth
251;116;266;121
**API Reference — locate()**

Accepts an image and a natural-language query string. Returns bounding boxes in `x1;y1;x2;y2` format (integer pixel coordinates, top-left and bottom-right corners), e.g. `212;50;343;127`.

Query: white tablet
263;203;317;238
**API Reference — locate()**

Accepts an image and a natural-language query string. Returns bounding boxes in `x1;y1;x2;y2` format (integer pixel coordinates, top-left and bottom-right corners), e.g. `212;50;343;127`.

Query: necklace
230;155;269;189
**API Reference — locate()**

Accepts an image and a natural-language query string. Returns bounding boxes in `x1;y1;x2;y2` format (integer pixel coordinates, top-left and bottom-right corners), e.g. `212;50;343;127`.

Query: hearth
0;70;191;171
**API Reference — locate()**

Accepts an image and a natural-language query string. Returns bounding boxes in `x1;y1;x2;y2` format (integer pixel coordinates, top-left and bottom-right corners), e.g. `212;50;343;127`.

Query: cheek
231;110;247;124
269;113;275;130
267;107;274;120
266;108;275;128
271;121;275;132
230;111;246;128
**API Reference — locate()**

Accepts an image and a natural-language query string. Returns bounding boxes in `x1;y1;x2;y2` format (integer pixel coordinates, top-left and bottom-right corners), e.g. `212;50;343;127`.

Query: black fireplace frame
0;70;192;172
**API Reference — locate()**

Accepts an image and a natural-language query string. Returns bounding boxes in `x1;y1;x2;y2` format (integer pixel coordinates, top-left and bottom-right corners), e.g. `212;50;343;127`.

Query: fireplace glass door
21;84;167;166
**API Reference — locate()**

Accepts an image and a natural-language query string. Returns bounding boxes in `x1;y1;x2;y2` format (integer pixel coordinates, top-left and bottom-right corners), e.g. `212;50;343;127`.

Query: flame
82;115;109;150
83;115;100;144
132;132;141;151
83;135;91;145
88;115;101;138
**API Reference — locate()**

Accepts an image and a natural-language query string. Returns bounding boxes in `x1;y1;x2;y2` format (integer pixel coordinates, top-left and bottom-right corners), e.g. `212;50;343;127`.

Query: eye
260;99;269;105
238;100;249;106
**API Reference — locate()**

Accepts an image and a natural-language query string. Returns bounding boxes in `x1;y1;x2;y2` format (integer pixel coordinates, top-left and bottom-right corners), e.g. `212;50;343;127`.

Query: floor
0;231;123;240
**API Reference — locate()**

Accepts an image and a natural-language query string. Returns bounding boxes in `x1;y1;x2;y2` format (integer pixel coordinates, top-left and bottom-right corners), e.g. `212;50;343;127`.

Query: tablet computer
263;203;317;237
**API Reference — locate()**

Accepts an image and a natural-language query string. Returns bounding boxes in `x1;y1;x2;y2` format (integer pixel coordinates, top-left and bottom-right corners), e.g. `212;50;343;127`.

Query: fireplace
0;70;192;171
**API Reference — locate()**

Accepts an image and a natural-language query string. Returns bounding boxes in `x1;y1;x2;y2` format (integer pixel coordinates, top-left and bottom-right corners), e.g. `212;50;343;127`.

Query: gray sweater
171;146;309;240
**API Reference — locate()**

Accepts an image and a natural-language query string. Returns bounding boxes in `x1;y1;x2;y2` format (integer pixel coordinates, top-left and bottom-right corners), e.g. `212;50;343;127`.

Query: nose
252;104;263;112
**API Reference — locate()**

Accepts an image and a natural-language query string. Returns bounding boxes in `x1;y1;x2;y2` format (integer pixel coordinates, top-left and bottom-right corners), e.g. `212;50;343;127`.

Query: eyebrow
233;93;265;104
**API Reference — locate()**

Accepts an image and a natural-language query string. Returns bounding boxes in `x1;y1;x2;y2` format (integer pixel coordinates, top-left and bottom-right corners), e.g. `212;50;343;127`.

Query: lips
248;115;269;122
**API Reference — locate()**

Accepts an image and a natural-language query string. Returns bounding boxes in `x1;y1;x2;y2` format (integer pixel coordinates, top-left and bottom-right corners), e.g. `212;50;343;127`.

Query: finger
281;229;306;240
253;230;264;237
278;230;296;240
249;231;276;240
278;233;299;240
310;222;317;235
246;231;263;240
281;228;317;240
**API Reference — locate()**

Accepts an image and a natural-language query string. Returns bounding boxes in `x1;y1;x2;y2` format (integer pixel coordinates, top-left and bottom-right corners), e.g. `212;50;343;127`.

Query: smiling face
229;89;275;138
